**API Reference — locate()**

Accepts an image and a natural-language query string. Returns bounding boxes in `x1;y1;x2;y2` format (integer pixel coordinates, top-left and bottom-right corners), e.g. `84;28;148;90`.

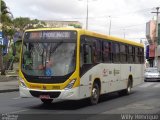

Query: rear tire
126;80;132;95
41;99;53;104
90;83;100;105
119;79;132;96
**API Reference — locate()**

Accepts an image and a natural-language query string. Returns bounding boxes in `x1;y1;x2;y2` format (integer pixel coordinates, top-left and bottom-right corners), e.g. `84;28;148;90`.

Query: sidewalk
0;75;19;93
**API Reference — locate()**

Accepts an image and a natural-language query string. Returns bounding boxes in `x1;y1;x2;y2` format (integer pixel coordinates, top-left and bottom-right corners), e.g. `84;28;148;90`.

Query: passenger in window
45;60;54;76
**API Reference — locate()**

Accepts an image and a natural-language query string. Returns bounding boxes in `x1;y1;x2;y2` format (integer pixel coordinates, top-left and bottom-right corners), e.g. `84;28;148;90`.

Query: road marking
12;97;21;100
8;109;29;114
154;84;160;88
139;83;155;88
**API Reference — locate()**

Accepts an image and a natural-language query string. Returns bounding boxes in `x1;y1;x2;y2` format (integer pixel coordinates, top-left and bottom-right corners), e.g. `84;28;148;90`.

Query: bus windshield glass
22;31;77;76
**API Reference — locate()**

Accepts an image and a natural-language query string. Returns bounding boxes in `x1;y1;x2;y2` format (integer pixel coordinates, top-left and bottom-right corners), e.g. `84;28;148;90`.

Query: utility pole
108;16;111;35
79;0;96;30
151;7;160;67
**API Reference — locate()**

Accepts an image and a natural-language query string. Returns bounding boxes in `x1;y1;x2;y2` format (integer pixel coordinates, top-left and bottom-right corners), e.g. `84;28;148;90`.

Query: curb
0;89;19;93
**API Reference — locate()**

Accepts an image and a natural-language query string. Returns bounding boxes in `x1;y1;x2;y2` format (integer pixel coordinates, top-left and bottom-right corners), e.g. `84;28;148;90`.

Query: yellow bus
19;28;144;105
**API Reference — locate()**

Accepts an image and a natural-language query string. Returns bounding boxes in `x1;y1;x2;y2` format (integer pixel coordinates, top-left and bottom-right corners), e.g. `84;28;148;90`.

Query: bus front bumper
19;86;79;100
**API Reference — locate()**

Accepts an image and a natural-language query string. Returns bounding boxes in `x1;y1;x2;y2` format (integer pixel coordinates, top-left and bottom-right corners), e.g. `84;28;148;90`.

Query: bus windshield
22;41;76;76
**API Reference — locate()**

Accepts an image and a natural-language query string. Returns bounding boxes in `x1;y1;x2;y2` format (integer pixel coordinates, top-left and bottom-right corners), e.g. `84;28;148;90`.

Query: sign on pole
0;31;3;45
3;37;9;56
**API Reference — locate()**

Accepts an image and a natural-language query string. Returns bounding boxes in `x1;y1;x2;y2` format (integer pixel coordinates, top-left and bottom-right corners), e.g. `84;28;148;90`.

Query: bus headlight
19;77;27;88
64;79;76;90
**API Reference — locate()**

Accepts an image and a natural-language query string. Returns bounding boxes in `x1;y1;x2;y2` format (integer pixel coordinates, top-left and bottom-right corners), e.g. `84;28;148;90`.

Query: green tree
13;17;31;31
7;17;46;70
68;23;82;28
13;17;46;32
0;1;46;75
0;0;14;75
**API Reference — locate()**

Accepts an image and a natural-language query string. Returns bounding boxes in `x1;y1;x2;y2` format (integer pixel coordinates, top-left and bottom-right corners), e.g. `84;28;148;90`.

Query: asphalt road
0;82;160;120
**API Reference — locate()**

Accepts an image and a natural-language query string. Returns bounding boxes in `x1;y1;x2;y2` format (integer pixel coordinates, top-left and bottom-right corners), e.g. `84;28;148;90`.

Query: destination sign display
24;31;77;40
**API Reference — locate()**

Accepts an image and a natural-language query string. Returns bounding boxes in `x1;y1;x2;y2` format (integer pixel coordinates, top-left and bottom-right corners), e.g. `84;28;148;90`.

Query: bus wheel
126;80;132;95
119;79;132;96
41;99;53;104
90;83;100;105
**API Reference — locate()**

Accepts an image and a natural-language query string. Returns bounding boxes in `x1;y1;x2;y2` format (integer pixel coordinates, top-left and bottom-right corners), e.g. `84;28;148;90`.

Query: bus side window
135;47;139;63
92;39;101;63
83;44;92;64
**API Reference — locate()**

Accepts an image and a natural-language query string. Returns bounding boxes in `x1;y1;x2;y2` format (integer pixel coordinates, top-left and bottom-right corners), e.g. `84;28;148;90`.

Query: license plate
39;95;50;99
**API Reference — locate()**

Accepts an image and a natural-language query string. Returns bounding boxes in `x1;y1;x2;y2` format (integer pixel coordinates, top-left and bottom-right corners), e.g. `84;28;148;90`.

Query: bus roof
81;30;144;48
25;28;144;47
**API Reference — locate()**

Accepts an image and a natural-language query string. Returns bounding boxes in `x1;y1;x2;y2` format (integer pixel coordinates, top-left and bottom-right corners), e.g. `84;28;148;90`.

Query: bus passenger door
79;43;93;99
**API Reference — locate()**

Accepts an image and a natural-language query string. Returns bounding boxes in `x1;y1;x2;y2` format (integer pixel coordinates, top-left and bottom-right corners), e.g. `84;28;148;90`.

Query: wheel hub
92;88;98;99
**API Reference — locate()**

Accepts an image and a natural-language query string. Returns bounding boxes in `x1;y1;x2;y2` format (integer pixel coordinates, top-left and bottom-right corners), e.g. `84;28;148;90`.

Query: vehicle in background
144;67;160;82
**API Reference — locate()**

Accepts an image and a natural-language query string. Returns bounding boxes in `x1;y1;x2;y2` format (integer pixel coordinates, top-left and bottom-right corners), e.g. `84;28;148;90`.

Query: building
146;20;156;44
156;22;160;68
146;19;160;67
146;20;156;67
42;20;82;28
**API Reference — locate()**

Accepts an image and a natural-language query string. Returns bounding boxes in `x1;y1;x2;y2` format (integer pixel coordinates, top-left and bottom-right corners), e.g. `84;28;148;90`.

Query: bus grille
30;91;61;98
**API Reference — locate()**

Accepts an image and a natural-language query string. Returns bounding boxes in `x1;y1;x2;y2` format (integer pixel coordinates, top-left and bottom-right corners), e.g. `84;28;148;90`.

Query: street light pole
79;0;96;30
123;29;125;39
86;0;89;30
108;16;111;35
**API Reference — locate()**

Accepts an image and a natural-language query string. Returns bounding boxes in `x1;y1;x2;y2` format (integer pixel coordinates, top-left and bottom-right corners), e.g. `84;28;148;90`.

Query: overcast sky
4;0;160;42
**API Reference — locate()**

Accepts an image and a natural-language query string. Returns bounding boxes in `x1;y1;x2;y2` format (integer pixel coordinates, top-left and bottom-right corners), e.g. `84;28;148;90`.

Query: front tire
90;83;100;105
41;99;53;104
